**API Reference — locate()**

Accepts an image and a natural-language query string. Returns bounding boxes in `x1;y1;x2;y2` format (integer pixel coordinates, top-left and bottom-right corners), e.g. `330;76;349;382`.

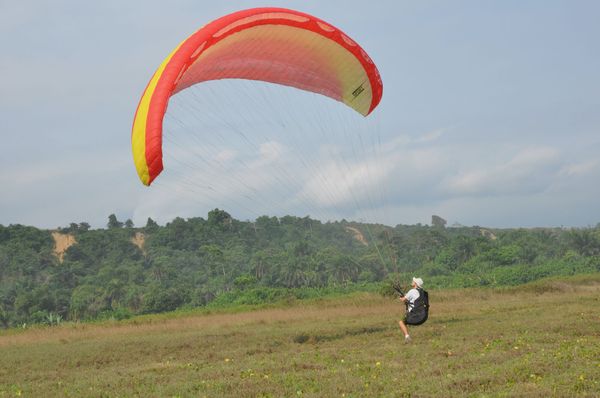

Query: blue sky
1;1;599;229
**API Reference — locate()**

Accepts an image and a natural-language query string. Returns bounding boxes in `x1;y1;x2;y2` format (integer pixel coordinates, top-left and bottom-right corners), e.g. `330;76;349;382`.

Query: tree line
1;209;599;327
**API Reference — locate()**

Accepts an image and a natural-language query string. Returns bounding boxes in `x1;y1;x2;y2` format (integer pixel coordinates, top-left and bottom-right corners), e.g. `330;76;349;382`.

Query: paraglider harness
394;284;429;326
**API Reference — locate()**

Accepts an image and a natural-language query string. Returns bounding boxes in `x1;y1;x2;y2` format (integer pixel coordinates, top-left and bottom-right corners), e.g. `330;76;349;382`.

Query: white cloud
414;128;446;143
299;157;390;207
258;141;285;163
133;140;300;222
214;149;237;163
558;159;599;177
442;147;562;196
297;135;449;211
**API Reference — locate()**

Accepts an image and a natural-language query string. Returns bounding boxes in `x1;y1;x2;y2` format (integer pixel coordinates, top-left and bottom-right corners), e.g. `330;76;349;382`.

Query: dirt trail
51;232;76;263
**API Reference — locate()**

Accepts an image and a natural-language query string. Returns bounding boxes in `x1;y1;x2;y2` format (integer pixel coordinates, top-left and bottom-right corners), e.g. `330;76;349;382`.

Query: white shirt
404;288;420;312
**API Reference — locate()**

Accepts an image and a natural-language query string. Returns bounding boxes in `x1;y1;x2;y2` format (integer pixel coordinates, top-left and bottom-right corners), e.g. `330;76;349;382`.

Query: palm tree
568;229;600;256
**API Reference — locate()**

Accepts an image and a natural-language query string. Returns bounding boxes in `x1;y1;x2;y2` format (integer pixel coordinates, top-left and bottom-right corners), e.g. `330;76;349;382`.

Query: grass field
1;274;599;397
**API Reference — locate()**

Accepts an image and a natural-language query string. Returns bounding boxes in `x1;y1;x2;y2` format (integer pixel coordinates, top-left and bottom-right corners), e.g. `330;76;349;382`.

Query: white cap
412;277;424;288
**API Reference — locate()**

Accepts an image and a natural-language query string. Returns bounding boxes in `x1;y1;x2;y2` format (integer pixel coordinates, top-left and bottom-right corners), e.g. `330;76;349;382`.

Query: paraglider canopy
132;7;383;186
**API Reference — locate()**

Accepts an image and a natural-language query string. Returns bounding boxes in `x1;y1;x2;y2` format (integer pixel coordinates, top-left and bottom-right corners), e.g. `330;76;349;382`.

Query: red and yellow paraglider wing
131;43;184;186
132;7;383;186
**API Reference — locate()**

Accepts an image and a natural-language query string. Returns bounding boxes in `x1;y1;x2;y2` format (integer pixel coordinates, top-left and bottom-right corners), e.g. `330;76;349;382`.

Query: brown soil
51;232;76;263
131;232;146;254
345;226;368;246
480;228;497;240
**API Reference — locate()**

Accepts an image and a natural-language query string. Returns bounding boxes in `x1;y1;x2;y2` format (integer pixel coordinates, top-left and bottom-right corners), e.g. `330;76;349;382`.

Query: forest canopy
1;210;599;328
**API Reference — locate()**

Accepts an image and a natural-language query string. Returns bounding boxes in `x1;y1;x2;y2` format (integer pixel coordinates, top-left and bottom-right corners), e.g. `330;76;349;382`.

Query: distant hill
0;209;598;328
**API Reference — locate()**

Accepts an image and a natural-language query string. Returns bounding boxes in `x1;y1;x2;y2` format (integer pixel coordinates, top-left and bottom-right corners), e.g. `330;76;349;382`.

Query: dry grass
1;275;599;397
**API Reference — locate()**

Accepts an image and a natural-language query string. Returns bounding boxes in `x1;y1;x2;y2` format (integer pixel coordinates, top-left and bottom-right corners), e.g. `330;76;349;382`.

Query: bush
97;307;132;321
143;287;187;313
